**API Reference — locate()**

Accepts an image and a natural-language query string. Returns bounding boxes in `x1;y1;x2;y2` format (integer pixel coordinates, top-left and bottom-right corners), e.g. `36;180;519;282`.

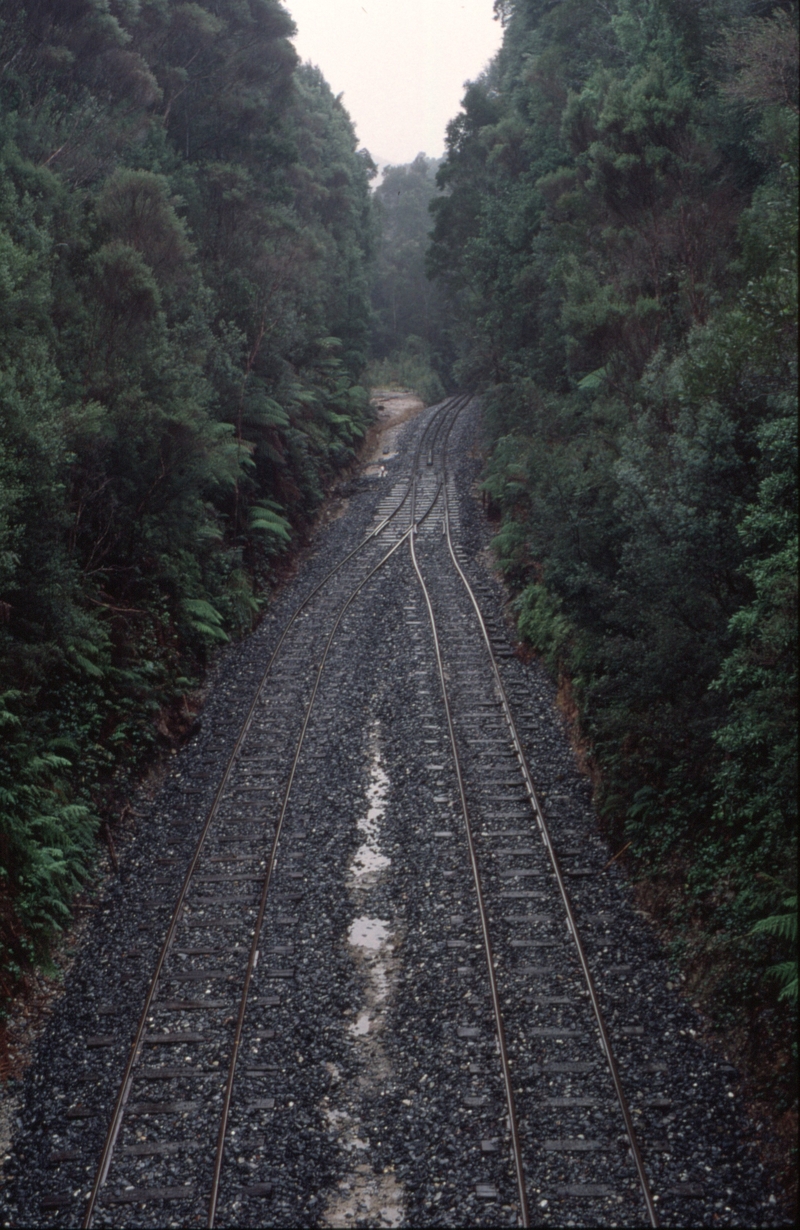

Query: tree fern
182;598;229;643
752;895;798;1003
248;504;292;545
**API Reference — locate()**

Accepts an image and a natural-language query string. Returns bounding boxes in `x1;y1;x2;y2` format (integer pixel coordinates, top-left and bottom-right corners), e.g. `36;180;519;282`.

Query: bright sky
282;0;503;168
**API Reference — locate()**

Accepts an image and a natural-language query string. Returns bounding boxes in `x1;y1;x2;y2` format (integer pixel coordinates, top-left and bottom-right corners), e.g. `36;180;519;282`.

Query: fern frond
182;598;229;642
248;505;291;542
751;895;798;944
768;961;799;1004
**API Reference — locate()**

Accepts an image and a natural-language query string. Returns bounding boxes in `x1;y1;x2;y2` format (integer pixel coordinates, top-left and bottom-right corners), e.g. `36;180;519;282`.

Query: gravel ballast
0;398;788;1228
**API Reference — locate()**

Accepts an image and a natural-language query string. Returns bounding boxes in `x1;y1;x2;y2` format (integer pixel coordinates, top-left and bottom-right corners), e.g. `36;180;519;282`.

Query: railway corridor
0;400;782;1229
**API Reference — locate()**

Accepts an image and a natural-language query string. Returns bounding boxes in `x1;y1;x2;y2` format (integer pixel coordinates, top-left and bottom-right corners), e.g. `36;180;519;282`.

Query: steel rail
368;392;465;538
408;465;532;1229
82;397;461;1228
207;521;419;1224
439;421;660;1228
208;403;471;1223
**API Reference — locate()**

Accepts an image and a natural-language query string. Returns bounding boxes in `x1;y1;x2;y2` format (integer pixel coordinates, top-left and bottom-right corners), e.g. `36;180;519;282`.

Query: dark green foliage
368;155;453;400
372;158;448;357
430;0;798;1050
0;2;375;1000
752;895;798;1005
0;690;95;977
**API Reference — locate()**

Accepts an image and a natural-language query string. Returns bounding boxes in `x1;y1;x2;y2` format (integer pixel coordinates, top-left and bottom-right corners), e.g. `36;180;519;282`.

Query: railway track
79;393;467;1220
4;395;777;1229
408;422;658;1227
36;395;466;1227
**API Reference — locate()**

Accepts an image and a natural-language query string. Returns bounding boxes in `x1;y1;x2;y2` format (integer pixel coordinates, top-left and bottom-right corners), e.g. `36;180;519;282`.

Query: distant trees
372;156;444;354
368;155;451;402
0;1;375;997
428;0;798;1060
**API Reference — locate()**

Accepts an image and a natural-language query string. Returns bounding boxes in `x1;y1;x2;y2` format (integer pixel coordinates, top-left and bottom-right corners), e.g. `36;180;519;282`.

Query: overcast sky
282;0;503;168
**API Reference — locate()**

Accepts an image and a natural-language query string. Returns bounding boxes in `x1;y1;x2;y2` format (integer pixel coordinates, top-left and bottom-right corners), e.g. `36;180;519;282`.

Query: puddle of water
321;1105;405;1227
351;844;390;876
348;918;392;1037
350;757;391;881
321;733;406;1228
349;916;391;951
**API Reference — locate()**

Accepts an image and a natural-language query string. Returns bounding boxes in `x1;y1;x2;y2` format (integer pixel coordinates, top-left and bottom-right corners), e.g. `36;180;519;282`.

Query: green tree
0;0;377;1003
428;0;798;1070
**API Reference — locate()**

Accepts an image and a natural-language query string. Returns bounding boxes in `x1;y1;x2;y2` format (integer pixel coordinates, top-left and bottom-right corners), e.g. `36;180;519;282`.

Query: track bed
0;400;784;1229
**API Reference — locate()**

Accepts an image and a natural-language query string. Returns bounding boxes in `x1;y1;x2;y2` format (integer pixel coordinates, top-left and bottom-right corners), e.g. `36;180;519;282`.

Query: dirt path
362;388;426;474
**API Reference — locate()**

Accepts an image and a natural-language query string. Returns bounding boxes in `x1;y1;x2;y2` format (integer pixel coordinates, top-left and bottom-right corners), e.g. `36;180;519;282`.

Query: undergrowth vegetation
428;0;797;1116
0;0;375;1004
363;343;445;408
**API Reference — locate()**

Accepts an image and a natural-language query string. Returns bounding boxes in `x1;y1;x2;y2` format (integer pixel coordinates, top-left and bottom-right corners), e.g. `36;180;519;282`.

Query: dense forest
0;0;796;1157
0;0;376;1001
426;0;797;1114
